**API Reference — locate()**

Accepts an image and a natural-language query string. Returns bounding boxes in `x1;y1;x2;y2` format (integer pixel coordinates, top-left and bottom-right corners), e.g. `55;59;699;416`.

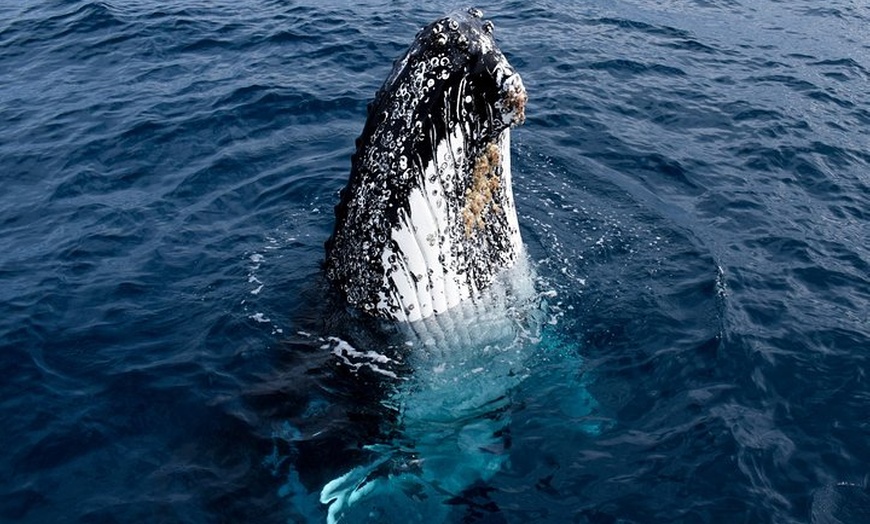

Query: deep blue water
2;0;869;522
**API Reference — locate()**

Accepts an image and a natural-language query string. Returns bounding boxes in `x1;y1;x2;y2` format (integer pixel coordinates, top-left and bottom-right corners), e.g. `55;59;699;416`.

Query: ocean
1;0;868;522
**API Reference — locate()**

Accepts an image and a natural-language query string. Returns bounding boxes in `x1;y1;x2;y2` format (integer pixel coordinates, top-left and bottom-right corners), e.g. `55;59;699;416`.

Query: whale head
325;8;528;322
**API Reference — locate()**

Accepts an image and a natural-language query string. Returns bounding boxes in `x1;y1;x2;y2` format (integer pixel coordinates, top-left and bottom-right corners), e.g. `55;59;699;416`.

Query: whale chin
325;8;528;322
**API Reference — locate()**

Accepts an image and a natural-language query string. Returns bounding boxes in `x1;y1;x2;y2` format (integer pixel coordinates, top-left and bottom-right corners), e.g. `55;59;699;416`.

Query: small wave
587;59;686;77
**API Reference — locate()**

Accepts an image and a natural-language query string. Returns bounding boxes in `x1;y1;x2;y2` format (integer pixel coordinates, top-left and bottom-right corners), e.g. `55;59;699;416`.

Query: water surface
1;1;868;522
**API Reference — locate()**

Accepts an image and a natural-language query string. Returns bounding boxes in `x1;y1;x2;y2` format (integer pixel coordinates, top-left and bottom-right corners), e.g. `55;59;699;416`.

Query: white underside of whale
378;127;522;322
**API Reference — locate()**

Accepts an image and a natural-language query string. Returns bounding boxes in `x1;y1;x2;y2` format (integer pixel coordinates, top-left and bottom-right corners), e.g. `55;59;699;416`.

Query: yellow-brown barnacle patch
463;141;504;237
503;82;527;125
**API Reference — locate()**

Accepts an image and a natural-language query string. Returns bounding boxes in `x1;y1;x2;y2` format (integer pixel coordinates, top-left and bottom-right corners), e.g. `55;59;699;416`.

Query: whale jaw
325;9;527;322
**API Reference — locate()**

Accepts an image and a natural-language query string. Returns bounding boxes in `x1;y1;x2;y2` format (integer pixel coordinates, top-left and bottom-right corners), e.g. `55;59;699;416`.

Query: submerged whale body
325;7;527;323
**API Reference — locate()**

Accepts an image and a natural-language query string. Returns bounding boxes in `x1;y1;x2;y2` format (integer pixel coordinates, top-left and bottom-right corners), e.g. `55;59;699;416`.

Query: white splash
324;337;399;380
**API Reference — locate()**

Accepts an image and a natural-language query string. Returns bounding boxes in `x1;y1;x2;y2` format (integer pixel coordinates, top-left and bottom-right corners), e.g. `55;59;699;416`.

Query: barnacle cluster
463;141;502;237
501;78;527;125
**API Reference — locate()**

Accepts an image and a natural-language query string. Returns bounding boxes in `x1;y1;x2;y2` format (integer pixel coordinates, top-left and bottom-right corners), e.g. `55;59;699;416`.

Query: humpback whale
325;7;527;323
313;9;582;524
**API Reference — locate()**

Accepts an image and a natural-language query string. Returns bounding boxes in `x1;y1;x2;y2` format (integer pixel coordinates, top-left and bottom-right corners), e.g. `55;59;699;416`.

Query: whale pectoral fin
320;451;454;524
320;456;389;524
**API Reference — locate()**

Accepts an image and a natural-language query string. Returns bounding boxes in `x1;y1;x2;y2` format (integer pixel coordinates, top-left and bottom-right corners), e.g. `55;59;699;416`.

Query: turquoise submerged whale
319;257;547;523
318;8;600;523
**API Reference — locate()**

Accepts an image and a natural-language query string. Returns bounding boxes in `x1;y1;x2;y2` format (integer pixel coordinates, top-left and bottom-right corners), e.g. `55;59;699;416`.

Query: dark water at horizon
1;1;868;522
